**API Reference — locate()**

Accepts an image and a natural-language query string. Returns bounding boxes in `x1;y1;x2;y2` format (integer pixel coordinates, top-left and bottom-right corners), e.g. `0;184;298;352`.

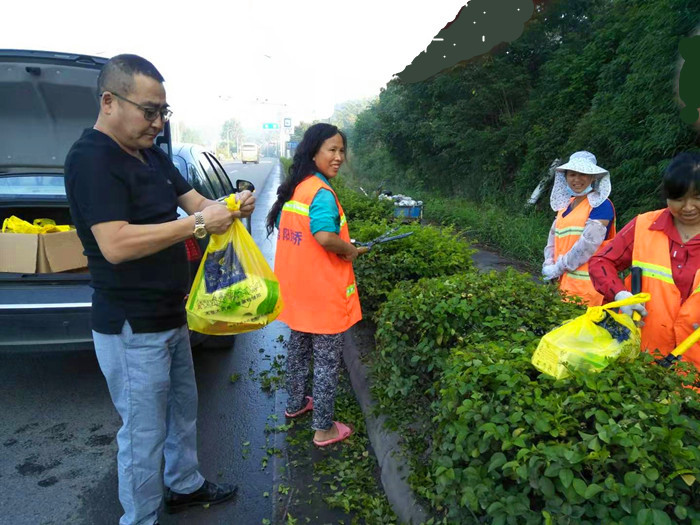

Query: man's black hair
97;54;165;96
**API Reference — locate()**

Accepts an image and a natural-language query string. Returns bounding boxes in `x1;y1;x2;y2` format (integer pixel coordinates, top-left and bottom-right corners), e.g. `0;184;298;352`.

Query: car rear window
0;175;66;197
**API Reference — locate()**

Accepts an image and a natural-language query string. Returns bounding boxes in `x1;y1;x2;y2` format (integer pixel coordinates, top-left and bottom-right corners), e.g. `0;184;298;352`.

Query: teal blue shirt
276;173;340;234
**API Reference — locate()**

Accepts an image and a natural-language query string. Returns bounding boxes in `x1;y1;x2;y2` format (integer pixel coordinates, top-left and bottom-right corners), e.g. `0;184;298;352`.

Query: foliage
276;369;397;524
422;196;553;267
427;344;700;524
220;117;244;156
280;156;292;176
330;175;394;223
178;121;205;146
348;0;699;230
368;268;700;523
330;98;376;142
372;270;582;412
350;220;476;316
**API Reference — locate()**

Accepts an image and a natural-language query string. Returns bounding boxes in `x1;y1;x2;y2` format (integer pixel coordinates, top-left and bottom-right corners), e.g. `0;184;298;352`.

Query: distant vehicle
240;143;260;164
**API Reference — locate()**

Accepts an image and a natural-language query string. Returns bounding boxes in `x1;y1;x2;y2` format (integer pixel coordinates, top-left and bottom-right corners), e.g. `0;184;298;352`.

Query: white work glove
614;290;647;318
542;262;562;281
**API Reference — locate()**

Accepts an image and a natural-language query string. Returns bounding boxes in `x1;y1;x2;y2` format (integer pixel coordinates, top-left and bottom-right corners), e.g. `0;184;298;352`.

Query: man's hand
201;203;236;234
236;190;256;219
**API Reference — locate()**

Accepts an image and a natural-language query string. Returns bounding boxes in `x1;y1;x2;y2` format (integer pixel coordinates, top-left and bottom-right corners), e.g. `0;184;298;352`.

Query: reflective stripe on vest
553;198;616;306
631;259;675;285
282;201;310;217
632;209;700;371
555;226;585;238
565;269;590;280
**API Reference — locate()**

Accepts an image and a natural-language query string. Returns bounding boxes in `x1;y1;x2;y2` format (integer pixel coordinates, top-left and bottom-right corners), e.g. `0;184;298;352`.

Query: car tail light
185;237;202;262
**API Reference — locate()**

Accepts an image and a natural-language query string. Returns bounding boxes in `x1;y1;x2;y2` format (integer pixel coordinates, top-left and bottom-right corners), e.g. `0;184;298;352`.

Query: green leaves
559;468;574;489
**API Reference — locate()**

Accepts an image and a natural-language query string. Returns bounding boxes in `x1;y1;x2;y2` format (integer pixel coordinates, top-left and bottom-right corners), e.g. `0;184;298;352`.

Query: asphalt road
0;158;290;525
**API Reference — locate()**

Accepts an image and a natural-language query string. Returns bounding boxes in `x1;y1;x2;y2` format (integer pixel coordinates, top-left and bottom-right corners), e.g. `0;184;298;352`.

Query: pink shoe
284;396;313;418
313;421;354;447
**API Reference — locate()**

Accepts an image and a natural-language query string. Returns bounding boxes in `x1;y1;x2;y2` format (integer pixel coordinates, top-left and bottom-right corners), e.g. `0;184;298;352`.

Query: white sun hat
550;150;611;211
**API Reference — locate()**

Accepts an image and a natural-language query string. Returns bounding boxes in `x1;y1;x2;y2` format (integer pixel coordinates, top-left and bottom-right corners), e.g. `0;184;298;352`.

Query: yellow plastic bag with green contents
531;293;651;379
186;195;283;335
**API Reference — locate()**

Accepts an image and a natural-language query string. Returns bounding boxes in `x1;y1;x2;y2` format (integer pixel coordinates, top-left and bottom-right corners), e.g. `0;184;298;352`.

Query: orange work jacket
554;198;616;306
274;175;362;334
632;209;700;370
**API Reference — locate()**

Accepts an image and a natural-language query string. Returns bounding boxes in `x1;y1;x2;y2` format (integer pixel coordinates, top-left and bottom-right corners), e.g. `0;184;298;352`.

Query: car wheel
202;334;236;349
189;329;209;349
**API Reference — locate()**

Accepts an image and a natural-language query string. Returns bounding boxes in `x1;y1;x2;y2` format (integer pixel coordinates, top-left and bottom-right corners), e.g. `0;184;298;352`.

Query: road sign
284;118;292;128
262;123;279;129
288;141;299;149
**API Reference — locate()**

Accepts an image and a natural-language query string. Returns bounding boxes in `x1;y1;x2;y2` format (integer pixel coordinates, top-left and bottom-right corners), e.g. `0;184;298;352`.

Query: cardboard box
0;229;87;273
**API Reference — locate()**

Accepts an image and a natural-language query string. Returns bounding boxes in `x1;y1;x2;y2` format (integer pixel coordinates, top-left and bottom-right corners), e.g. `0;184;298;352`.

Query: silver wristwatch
193;212;207;239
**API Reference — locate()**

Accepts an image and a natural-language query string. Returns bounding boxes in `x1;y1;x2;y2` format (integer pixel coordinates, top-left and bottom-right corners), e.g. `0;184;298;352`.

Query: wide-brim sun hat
550;150;611;211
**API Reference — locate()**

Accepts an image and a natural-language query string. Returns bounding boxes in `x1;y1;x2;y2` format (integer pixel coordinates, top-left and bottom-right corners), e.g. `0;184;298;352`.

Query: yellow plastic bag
2;216;71;234
186;195;283;335
531;293;651;379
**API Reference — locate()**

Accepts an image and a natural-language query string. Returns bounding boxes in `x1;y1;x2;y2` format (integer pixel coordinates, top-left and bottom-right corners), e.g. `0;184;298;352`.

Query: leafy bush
331;175;394;223
350;220;476;316
280;156;292;175
372;270;582;409
426;343;700;524
423;196;553;268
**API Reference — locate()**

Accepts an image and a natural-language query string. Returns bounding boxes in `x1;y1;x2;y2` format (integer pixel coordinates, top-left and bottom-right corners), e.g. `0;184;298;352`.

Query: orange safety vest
632;209;700;370
274;175;362;334
554;198;616;306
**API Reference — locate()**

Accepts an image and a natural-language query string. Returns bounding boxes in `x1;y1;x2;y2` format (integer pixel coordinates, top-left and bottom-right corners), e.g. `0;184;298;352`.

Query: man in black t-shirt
64;54;254;525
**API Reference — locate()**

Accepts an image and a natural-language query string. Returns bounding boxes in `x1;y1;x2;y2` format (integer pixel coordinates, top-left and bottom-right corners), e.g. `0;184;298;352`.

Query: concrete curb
343;329;430;525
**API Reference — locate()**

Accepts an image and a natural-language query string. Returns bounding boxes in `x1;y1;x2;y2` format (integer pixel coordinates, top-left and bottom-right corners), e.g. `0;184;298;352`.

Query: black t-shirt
64;128;193;334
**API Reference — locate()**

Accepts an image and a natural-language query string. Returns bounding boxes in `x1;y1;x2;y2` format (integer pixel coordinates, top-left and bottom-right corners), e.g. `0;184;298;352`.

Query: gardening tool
657;325;700;368
352;227;414;255
630;266;643;323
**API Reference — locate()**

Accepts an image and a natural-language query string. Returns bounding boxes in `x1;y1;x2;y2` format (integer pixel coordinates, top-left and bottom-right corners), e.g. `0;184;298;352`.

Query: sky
2;0;467;141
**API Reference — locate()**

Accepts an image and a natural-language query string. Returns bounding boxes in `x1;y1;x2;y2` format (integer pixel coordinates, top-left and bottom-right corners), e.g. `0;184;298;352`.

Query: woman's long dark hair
266;123;346;237
663;151;700;199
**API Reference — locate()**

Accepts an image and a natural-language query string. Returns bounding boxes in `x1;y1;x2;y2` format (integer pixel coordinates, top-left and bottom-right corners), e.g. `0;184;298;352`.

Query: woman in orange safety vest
589;152;700;371
542;151;616;306
266;123;361;447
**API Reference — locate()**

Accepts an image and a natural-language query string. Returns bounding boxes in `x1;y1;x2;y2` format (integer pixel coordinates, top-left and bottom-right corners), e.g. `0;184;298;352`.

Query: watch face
194;227;207;239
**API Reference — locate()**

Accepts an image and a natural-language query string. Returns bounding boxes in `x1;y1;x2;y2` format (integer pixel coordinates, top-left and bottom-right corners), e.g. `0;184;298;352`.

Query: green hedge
370;271;700;524
372;271;582;413
428;344;700;524
350;220;475;316
422;196;553;268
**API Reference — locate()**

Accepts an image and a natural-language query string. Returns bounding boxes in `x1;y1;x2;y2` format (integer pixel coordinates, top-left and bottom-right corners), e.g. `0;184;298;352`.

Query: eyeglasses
105;91;173;122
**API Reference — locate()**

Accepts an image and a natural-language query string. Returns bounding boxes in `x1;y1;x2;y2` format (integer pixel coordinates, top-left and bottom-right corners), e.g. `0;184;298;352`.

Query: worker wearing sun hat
542;151;616;306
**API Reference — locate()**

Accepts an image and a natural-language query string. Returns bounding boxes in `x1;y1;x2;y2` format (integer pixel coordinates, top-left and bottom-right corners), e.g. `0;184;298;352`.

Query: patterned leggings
285;330;344;431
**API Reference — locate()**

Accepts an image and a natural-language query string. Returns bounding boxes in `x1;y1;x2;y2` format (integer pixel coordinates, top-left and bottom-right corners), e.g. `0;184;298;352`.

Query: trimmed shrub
331;175;394;223
372;270;583;408
426;343;700;524
351;220;476;316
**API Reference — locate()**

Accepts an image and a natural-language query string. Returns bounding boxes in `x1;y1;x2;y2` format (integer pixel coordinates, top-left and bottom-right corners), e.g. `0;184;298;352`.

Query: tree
179;121;205;146
220;118;244;157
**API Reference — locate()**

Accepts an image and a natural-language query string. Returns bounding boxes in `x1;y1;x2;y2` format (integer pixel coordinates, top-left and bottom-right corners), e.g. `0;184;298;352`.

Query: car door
199;150;251;233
